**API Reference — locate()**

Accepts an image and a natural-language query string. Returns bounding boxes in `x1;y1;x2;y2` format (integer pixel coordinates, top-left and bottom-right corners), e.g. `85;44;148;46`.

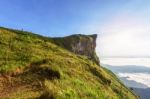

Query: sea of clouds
118;73;150;88
101;58;150;88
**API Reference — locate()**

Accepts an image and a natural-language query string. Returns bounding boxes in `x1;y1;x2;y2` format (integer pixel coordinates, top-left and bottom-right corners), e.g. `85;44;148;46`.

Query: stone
53;34;100;65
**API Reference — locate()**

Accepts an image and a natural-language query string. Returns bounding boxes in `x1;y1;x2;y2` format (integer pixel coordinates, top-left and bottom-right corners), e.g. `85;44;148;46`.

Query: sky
0;0;150;57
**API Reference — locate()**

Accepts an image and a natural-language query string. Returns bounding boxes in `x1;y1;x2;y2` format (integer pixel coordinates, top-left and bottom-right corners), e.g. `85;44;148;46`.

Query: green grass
0;27;138;99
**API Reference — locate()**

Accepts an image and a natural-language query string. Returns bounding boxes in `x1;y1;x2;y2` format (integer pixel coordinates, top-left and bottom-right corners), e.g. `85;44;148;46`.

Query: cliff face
53;34;100;65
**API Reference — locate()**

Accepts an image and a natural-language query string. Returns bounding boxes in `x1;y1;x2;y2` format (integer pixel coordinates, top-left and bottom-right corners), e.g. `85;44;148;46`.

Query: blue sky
0;0;130;36
1;0;150;57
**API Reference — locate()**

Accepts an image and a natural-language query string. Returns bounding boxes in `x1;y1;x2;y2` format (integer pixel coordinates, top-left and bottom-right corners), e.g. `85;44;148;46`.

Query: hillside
0;27;138;99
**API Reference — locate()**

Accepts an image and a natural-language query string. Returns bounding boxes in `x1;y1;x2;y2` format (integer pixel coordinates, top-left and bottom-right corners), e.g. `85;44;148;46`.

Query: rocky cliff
53;34;100;65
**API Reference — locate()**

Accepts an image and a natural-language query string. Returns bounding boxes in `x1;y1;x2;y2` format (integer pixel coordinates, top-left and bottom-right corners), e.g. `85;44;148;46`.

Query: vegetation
0;27;138;99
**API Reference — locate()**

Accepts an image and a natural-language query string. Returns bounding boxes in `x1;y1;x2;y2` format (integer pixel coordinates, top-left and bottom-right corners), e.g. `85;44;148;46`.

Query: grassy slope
0;27;138;99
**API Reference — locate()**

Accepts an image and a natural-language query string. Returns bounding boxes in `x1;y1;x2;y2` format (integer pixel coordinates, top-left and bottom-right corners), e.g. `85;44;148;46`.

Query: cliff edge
52;34;100;65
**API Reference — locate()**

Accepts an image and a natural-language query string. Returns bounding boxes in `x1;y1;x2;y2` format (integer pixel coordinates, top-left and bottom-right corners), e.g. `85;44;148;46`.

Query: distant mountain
102;64;150;73
133;88;150;99
0;27;138;99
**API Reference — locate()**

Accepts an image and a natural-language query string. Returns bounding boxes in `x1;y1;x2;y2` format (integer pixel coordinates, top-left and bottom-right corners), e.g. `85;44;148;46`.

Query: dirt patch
31;66;60;80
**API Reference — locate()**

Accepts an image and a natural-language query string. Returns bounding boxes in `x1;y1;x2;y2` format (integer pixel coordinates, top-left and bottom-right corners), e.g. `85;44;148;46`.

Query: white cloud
118;73;150;88
96;13;150;57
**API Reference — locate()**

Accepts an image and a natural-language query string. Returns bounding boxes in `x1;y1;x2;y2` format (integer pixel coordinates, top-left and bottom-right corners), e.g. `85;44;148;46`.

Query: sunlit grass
0;27;138;99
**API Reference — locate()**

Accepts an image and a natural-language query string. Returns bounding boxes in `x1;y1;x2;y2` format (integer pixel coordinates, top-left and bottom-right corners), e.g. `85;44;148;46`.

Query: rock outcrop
53;34;100;65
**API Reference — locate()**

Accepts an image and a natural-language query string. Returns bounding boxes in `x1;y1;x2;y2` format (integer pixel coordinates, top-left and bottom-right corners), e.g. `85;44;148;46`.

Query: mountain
0;27;138;99
133;88;150;99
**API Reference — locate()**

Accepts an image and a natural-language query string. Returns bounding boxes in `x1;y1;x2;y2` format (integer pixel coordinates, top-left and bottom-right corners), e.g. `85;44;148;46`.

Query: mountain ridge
0;27;138;99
